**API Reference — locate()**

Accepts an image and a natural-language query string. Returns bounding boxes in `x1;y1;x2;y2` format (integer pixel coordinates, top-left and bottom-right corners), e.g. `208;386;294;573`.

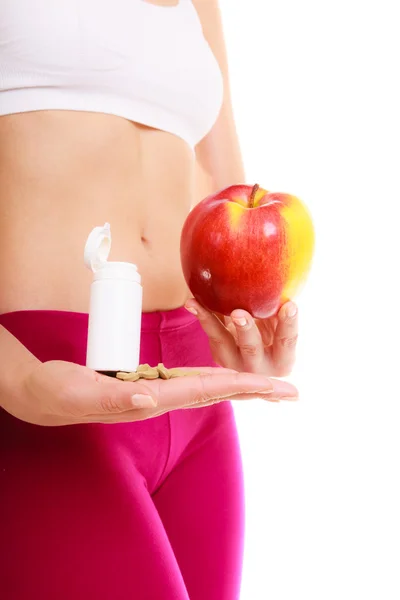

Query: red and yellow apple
180;183;315;319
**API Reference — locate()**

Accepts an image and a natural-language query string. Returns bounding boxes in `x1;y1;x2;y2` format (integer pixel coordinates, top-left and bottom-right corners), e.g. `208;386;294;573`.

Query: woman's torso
0;0;221;314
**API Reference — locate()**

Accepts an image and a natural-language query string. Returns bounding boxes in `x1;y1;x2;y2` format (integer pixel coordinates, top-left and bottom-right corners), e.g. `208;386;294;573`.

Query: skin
0;0;299;425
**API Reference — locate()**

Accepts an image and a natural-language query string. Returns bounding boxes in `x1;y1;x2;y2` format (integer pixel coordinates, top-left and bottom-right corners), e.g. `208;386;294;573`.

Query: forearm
0;324;40;410
194;105;246;203
195;104;246;191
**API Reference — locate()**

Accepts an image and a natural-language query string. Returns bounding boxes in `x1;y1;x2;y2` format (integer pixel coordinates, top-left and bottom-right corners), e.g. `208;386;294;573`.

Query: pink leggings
0;307;244;600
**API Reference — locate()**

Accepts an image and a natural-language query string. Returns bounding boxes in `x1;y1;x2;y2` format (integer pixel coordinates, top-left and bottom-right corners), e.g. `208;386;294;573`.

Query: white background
219;0;400;598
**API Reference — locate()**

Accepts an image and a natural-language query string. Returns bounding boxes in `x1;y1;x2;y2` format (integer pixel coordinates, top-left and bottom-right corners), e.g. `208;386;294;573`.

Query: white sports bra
0;0;224;148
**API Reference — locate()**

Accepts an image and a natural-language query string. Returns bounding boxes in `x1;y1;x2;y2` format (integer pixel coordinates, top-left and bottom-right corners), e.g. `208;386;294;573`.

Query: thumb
86;372;158;414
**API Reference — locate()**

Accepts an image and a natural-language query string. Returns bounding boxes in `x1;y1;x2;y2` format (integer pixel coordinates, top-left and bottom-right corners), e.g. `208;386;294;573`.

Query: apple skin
180;184;315;319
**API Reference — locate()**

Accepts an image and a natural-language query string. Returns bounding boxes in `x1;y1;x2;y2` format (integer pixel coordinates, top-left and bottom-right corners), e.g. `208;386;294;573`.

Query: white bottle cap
84;222;112;272
84;223;141;283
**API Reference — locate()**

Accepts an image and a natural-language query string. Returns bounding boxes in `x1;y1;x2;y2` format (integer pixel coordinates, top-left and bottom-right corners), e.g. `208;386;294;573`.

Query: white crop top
0;0;224;148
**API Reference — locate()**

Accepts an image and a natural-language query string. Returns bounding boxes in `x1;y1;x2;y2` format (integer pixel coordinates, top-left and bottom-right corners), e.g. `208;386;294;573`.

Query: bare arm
193;0;246;202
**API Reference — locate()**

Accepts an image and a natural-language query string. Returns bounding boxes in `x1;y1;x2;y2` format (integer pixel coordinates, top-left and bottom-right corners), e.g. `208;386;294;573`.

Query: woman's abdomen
0;111;197;313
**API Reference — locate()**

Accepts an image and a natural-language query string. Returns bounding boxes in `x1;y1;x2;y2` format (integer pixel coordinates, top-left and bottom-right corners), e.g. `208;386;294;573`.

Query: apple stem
248;183;259;208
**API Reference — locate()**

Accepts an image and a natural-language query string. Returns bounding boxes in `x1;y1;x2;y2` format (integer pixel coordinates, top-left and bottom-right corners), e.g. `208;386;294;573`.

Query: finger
156;371;298;409
190;388;299;408
214;311;229;326
257;316;277;348
162;366;238;375
230;309;266;372
91;375;299;420
79;366;238;419
185;300;240;369
271;301;299;376
82;408;159;423
66;369;158;416
81;373;299;422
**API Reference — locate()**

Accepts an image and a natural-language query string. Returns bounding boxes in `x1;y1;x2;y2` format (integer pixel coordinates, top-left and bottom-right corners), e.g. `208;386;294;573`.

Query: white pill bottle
84;223;142;376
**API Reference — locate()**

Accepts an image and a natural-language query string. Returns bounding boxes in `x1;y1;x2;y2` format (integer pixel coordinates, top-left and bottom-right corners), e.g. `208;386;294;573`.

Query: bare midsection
0;111;196;314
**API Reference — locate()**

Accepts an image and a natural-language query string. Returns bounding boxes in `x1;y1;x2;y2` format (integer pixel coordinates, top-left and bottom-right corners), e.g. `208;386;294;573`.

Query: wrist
0;324;42;411
0;356;41;419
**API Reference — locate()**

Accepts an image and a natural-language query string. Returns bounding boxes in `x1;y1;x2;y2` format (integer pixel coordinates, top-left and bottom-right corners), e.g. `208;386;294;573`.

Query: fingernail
232;317;247;327
185;305;198;316
131;394;158;408
273;380;298;397
286;304;297;318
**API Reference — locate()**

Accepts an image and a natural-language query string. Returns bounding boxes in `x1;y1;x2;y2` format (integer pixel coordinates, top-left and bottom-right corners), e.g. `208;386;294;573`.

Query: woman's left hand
184;299;298;377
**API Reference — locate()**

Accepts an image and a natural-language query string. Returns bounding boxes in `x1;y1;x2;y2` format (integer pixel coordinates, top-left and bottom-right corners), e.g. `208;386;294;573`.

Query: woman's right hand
6;359;299;426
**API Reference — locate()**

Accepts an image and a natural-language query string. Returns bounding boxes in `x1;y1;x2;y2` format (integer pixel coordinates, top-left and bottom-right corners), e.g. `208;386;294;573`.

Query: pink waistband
0;305;197;332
